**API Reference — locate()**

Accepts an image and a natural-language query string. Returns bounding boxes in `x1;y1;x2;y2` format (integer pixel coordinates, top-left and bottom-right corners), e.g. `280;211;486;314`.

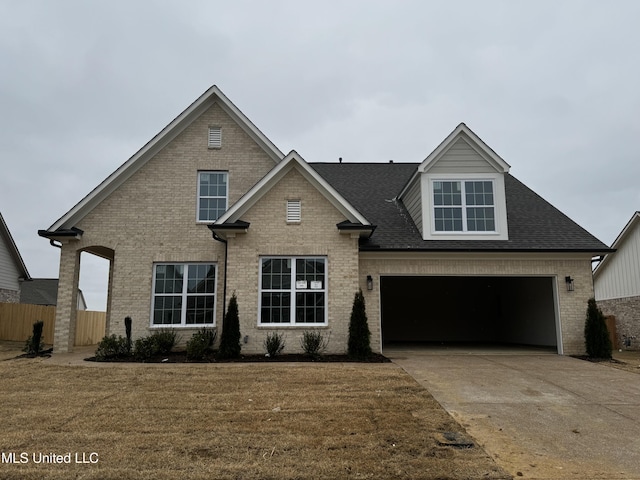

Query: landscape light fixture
565;276;574;292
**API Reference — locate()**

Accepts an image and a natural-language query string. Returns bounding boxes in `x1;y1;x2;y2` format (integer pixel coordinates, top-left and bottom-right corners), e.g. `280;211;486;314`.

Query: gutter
208;226;228;319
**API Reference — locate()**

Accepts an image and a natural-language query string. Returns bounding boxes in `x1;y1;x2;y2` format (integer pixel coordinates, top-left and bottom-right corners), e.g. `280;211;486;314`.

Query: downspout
210;229;228;318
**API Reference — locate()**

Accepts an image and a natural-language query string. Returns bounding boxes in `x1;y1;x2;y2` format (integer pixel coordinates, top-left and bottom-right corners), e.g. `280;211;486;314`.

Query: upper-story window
198;172;228;222
433;180;495;232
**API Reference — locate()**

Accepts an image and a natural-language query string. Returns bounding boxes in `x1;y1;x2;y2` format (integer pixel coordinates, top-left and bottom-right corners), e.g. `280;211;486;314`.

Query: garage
381;276;559;350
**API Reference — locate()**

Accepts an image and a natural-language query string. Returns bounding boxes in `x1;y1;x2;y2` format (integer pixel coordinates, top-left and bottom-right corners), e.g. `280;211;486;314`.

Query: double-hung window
259;257;327;325
433;180;495;232
198;172;228;222
152;263;216;326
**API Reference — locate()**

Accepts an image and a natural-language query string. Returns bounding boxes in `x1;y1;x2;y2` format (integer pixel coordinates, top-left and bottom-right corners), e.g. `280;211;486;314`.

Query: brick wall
54;102;277;349
225;167;360;354
597;296;640;350
0;288;19;303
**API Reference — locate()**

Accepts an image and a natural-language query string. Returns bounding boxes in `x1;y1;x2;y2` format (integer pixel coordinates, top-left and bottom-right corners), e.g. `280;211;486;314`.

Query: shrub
264;332;285;357
186;328;217;361
348;289;372;359
584;298;612;359
95;334;130;361
152;329;179;355
23;320;45;356
134;336;158;362
133;330;179;361
300;330;330;359
218;293;241;359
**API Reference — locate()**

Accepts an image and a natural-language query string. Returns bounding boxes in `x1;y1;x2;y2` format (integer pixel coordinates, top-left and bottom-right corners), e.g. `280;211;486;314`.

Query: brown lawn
0;351;511;480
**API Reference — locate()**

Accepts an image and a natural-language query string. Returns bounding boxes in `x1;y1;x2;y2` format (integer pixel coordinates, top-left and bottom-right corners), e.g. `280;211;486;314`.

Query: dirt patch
573;353;640;374
0;353;511;479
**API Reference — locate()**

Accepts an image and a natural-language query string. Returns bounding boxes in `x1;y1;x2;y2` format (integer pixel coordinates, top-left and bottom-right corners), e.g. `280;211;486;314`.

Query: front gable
401;123;510;241
212;151;373;240
41;86;284;236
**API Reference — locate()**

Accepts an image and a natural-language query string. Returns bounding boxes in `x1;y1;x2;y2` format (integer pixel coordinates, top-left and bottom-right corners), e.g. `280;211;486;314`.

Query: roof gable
419;123;511;174
48;86;284;232
593;211;639;278
216;151;370;226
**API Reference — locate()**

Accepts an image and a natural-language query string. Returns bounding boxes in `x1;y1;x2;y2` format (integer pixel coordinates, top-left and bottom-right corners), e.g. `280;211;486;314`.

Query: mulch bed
86;351;390;363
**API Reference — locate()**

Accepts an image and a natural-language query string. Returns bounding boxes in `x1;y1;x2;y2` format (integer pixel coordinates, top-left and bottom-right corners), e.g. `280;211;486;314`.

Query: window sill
149;324;217;329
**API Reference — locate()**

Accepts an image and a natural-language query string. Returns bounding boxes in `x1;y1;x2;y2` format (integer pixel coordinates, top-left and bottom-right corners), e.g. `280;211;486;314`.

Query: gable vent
287;200;301;223
208;127;222;148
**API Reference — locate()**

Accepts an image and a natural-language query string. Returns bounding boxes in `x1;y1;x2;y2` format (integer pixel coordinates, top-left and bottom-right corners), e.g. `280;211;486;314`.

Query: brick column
53;244;81;353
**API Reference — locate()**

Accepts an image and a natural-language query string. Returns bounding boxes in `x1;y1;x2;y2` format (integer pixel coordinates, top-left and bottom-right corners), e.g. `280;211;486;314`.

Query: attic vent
287;200;301;223
208;127;222;148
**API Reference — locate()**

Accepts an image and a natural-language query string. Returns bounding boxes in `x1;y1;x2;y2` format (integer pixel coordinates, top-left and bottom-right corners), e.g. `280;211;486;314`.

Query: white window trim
196;171;228;223
421;173;509;241
258;256;328;327
150;262;217;328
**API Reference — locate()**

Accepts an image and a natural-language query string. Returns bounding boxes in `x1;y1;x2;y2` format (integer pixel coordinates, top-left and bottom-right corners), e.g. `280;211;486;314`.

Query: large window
433;180;495;232
152;263;216;326
198;172;228;222
259;257;327;325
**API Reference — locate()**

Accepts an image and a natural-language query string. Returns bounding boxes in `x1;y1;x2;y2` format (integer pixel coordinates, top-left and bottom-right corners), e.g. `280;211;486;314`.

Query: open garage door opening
381;276;559;352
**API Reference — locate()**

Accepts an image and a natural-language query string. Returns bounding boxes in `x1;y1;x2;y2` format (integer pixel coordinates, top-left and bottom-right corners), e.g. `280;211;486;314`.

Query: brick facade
224;167;360;354
49;93;599;356
597;296;640;350
53;102;277;351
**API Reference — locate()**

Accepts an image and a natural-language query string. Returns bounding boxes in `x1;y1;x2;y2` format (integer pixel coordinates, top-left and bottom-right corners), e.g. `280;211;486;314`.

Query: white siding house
594;211;640;349
0;213;30;302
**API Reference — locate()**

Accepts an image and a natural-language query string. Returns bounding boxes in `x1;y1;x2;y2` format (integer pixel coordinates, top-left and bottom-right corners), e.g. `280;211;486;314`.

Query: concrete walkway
387;346;640;480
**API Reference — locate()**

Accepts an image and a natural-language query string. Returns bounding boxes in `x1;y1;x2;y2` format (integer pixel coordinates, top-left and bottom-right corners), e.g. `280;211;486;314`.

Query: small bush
264;332;285;357
218;293;241;359
133;330;179;361
95;334;130;361
134;336;158;361
23;320;45;356
152;329;179;355
186;328;217;361
300;331;329;359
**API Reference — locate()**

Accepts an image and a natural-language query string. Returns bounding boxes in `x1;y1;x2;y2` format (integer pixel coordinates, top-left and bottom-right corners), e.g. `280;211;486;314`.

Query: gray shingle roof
310;162;611;253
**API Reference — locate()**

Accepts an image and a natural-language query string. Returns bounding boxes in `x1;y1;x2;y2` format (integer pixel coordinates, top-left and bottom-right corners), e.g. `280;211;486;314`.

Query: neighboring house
39;86;611;355
593;211;640;349
20;278;87;310
0;212;30;302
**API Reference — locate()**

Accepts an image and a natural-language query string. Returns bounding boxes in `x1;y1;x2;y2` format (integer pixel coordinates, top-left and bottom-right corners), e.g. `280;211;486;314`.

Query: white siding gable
402;175;422;233
402;123;510;241
428;137;499;174
0;233;21;291
594;215;640;300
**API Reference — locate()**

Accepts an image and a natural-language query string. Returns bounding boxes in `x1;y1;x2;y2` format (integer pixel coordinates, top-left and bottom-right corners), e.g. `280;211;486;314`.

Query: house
39;86;611;355
593;211;640;349
20;278;87;310
0;212;30;302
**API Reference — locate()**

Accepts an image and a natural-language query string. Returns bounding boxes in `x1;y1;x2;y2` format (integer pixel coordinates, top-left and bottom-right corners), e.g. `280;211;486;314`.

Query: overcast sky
1;0;639;310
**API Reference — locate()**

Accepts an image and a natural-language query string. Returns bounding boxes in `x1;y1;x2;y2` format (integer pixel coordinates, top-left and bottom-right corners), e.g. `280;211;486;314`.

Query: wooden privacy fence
0;303;106;346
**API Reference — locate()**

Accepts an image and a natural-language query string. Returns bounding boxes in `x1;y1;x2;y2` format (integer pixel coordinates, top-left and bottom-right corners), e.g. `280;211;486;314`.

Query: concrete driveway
386;346;640;480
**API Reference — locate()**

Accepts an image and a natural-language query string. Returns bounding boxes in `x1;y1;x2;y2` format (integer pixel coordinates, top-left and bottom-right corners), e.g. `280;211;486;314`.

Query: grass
0;353;510;480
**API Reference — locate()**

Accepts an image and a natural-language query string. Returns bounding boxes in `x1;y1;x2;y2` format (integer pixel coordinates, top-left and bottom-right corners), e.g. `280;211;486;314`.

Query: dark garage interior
381;276;558;349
